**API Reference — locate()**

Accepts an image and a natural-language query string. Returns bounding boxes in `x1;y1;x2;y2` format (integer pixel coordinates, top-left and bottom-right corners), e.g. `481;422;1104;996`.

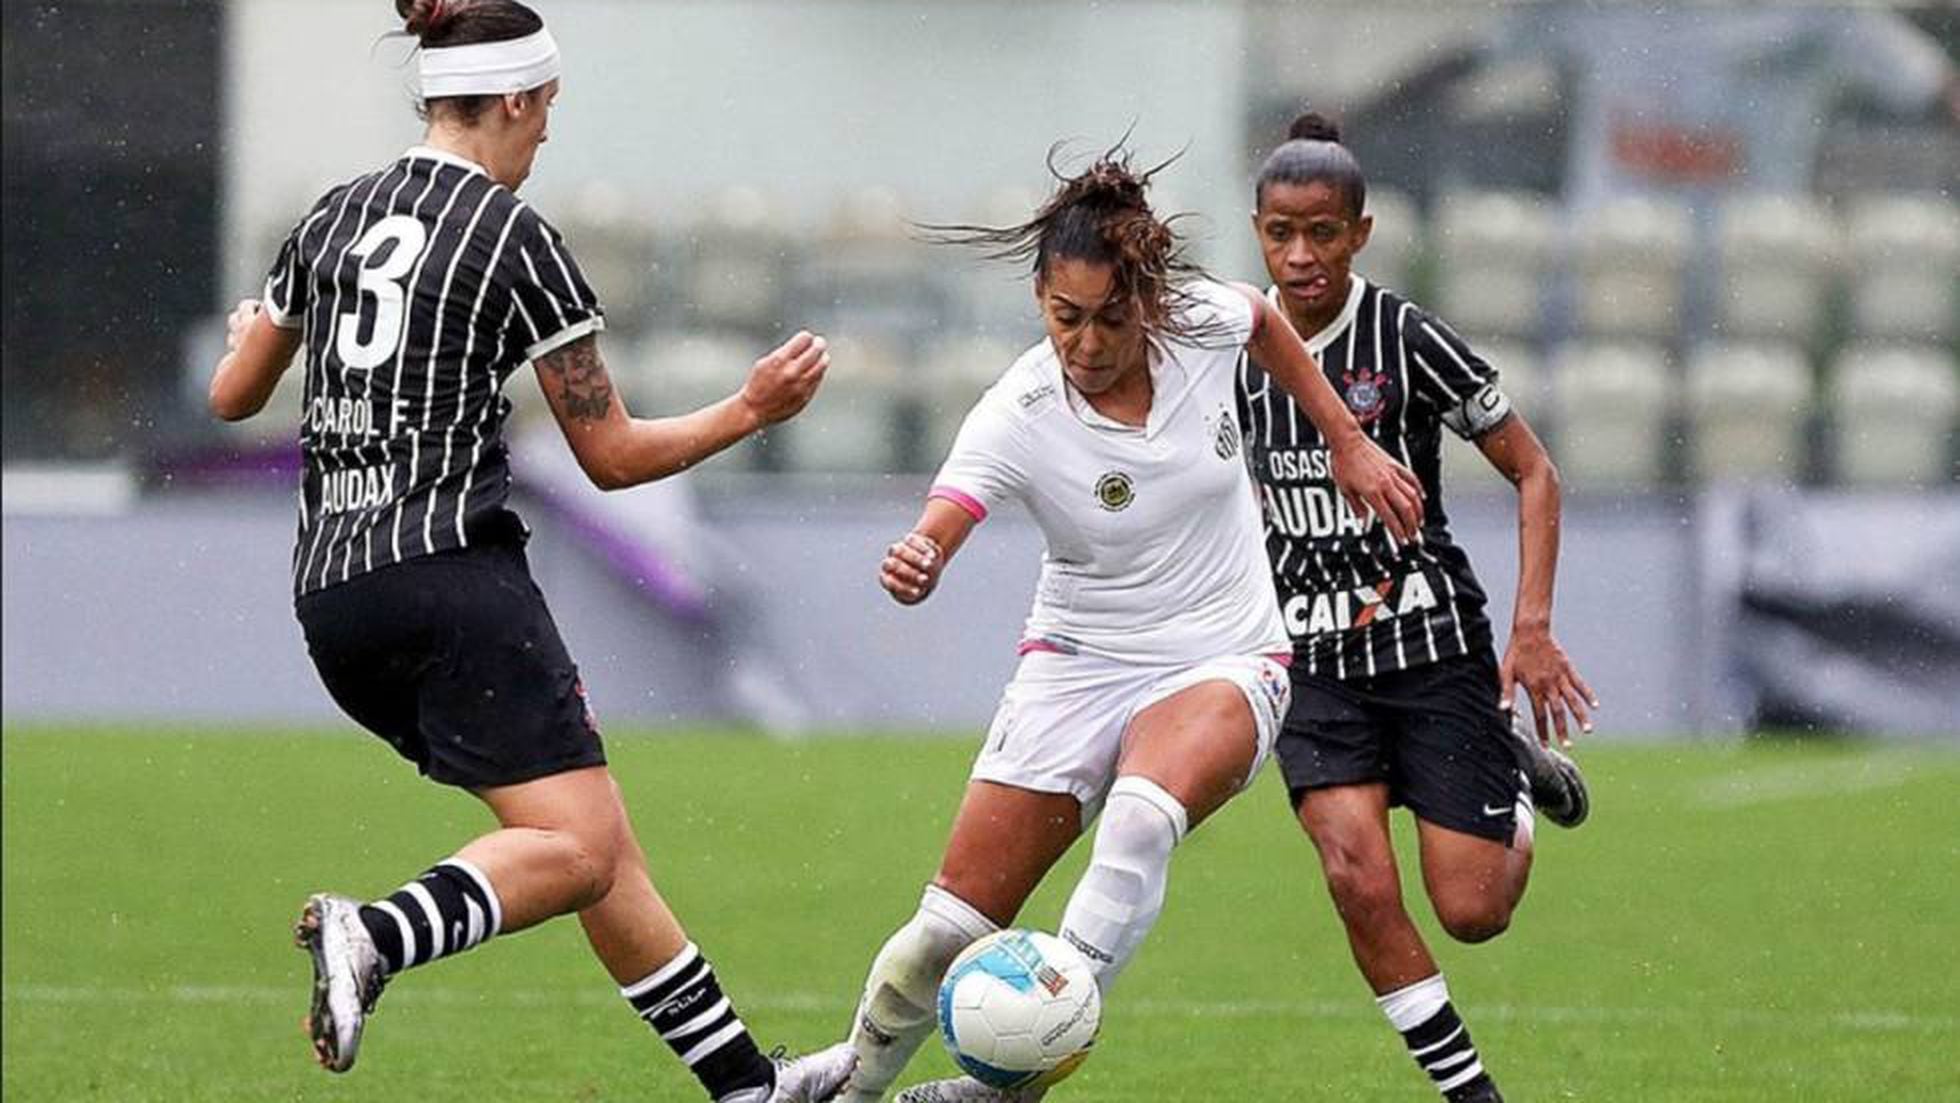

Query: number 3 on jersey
337;215;429;370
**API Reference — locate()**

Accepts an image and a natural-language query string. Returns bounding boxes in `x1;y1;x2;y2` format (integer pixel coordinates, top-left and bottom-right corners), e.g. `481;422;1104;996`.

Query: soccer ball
936;929;1101;1090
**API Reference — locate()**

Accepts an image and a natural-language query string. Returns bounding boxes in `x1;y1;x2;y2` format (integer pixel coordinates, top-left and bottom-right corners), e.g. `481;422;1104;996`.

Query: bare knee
1318;844;1404;928
1433;893;1512;944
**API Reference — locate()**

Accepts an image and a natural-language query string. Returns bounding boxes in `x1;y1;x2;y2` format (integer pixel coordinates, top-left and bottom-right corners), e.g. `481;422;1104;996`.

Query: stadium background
3;2;1957;1100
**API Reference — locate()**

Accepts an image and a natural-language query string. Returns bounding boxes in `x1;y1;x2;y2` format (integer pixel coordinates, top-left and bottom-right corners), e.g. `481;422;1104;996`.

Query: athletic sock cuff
1377;973;1450;1032
1107;776;1189;840
921;884;1000;941
621;942;703;1000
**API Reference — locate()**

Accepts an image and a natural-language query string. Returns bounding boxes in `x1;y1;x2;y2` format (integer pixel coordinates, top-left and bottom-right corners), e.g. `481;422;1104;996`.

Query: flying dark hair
1255;111;1367;218
921;143;1230;346
394;0;546;125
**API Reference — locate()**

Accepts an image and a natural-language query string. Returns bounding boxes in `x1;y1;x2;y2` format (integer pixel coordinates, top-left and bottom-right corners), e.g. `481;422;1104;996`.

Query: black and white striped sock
1378;974;1496;1099
621;942;775;1102
357;858;502;975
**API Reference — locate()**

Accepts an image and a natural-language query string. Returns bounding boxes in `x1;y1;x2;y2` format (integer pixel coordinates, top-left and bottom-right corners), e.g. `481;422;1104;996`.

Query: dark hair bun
396;0;458;39
1070;160;1151;212
1288;111;1343;144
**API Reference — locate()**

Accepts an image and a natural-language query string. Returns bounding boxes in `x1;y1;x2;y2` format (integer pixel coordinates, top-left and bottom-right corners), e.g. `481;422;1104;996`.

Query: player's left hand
226;298;263;353
1500;625;1597;748
1329;435;1425;545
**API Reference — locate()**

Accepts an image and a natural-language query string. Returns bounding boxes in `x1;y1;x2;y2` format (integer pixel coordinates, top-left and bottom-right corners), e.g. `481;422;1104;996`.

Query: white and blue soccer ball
937;929;1101;1090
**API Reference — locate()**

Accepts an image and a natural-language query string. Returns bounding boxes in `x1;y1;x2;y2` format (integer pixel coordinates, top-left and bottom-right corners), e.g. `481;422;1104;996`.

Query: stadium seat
557;180;659;339
1548;342;1674;487
1685;342;1815;482
1572;196;1693;340
1845;195;1960;342
1356;186;1420;291
1715;195;1839;344
953;184;1045;338
917;334;1019;467
624;331;769;470
1829;344;1958;485
673;186;799;333
777;332;907;472
794;186;947;345
1433;190;1556;338
1441;338;1543;490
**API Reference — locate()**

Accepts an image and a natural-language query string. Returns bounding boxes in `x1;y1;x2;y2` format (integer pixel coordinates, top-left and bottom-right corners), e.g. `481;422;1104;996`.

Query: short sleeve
929;396;1031;524
507;209;606;362
261;220;309;330
1405;306;1512;439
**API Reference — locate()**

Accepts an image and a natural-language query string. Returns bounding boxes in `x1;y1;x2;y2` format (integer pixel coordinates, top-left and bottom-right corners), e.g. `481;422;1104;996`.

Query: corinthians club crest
1341;366;1392;425
1210;407;1242;460
1095;471;1135;512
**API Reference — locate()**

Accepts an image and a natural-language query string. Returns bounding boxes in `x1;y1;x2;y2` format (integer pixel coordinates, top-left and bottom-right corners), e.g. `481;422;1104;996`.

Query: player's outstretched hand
880;531;943;605
1500;627;1598;749
740;330;830;426
1330;435;1425;545
226;298;264;353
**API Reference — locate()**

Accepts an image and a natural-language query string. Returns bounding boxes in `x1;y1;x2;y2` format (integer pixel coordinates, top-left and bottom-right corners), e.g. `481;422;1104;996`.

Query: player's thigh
1413;815;1526;904
1118;655;1291;829
474;763;630;857
934;780;1083;927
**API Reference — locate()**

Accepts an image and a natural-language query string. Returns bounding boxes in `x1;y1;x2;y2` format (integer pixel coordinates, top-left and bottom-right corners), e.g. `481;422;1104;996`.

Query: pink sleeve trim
929;485;988;523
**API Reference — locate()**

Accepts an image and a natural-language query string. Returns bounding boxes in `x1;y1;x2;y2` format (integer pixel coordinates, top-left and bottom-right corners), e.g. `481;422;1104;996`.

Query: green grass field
4;727;1956;1101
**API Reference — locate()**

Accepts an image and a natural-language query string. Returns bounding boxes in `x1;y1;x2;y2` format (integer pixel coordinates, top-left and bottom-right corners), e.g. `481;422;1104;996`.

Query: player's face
1038;257;1147;396
1254;180;1372;319
503;79;559;190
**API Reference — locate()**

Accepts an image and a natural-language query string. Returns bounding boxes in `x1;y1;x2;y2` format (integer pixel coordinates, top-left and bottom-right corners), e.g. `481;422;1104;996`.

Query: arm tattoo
537;336;614;422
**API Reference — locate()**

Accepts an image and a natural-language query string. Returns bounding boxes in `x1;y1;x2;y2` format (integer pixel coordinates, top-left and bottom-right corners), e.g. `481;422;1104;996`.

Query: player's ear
1352;213;1373;253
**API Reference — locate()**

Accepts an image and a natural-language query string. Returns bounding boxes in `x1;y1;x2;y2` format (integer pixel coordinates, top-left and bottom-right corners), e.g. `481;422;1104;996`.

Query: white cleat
293;893;387;1073
761;1042;859;1103
894;1078;1047;1103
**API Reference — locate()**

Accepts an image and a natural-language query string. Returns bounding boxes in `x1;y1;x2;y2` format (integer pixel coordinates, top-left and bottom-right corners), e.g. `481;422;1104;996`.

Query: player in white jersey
834;153;1426;1103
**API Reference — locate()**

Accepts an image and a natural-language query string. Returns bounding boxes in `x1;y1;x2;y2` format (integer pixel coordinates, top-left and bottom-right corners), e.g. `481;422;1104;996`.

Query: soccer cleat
894;1078;1047;1103
1509;714;1590;829
293;893;388;1073
756;1042;858;1103
1446;1078;1505;1103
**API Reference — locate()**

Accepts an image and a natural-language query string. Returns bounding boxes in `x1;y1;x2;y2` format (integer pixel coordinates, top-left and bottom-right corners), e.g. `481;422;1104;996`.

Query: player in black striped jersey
1237;113;1599;1103
207;2;850;1098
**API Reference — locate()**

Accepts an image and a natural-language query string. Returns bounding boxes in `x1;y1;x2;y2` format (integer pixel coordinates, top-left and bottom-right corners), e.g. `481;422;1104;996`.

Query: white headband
418;27;560;98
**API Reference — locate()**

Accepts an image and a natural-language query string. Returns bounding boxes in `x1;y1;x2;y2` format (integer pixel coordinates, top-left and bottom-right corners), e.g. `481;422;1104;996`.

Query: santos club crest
1341;367;1392;425
1095;471;1135;512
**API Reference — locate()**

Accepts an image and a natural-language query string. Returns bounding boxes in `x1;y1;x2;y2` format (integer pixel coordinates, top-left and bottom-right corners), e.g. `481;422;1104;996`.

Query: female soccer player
208;3;852;1099
1239;112;1598;1103
834;152;1426;1103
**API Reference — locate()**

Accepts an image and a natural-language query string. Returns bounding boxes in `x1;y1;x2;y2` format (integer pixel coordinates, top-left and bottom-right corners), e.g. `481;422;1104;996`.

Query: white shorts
970;650;1293;822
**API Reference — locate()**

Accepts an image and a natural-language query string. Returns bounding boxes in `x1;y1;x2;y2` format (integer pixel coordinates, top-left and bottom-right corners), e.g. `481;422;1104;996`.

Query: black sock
621;942;775;1101
1379;974;1497;1099
357;859;502;976
1404;1001;1495;1098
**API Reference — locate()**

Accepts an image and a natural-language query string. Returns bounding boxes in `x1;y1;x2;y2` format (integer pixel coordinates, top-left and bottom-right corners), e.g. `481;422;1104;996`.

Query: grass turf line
3;727;1956;1101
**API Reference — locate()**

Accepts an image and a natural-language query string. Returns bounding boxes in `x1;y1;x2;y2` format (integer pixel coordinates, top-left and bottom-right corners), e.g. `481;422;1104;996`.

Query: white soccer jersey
931;280;1291;665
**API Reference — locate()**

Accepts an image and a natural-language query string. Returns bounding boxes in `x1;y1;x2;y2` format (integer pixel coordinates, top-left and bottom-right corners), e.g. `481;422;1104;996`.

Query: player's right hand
226;298;264;353
740;330;829;425
1330;435;1425;545
880;531;942;605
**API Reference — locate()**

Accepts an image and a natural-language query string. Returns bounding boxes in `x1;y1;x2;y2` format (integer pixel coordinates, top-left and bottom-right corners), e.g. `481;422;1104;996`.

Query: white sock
841;884;997;1102
1057;776;1187;992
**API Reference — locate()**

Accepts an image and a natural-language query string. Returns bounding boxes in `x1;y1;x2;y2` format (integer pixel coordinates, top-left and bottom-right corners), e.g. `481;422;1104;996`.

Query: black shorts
1274;651;1526;844
295;537;606;789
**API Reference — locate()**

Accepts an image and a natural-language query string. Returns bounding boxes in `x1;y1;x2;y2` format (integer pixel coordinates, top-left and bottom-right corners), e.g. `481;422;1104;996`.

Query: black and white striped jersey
262;146;602;597
1236;277;1512;679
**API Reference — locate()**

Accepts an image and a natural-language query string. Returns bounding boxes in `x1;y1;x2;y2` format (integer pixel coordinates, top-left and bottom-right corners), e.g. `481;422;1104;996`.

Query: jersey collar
404;144;490;177
1266;275;1367;358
